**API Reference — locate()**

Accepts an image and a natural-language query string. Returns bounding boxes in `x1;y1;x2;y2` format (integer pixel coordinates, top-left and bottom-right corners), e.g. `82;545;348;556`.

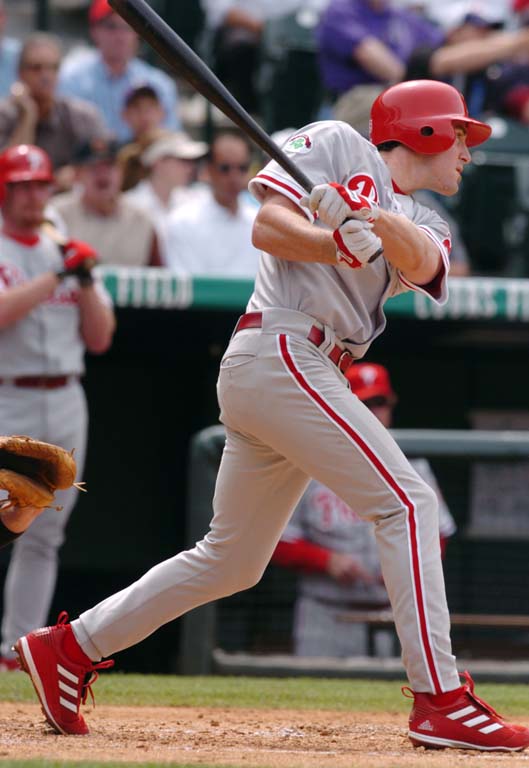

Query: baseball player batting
13;80;529;752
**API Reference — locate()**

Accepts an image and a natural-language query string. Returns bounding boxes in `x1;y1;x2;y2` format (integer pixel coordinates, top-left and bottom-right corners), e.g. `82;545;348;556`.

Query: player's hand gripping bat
108;0;383;263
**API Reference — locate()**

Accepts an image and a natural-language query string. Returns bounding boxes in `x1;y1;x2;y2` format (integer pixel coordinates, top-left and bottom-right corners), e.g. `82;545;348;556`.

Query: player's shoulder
283;119;371;148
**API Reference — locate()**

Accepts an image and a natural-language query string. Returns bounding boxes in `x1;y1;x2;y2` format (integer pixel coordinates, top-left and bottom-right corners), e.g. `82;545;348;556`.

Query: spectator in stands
318;0;529;132
164;130;260;278
0;0;20;99
0;33;109;191
405;3;529;117
49;139;162;267
272;362;456;658
124;132;208;264
316;0;444;131
118;84;168;191
201;0;329;116
59;0;180;142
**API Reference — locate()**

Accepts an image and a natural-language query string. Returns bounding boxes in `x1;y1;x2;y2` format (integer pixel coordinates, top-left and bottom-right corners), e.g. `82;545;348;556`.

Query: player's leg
73;427;309;659
0;384;87;661
261;332;529;751
15;420;309;733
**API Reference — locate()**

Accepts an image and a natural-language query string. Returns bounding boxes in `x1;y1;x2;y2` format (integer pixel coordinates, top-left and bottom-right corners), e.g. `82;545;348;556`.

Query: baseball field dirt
2;702;529;768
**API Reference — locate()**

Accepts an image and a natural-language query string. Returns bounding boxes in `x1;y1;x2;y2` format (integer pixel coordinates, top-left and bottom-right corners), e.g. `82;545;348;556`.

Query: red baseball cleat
406;671;529;751
13;611;113;735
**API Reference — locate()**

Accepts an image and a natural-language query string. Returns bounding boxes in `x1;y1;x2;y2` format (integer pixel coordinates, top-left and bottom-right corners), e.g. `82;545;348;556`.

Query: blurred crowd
2;0;529;278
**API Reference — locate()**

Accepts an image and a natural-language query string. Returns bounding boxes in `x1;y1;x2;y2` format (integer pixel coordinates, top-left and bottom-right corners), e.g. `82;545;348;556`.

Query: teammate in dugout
272;362;456;659
13;80;529;752
0;144;115;669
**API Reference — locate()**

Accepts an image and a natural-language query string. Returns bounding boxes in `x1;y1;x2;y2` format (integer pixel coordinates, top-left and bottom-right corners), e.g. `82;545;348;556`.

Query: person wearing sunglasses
0;33;109;191
164;130;261;278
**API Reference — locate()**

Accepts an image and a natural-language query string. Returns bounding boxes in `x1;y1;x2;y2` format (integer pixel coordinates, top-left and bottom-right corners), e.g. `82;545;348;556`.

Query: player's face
3;180;52;230
420;127;471;196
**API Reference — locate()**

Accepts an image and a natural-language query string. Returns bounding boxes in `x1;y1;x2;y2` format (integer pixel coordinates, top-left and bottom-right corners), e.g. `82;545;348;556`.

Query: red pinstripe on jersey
253;174;304;199
278;332;443;694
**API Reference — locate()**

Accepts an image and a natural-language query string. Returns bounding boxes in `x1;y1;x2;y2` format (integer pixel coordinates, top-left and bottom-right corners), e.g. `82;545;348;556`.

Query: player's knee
413;481;439;524
219;562;265;594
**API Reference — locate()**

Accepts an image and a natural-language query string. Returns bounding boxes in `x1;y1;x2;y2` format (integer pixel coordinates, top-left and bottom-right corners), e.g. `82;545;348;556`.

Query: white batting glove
300;183;380;229
333;219;383;269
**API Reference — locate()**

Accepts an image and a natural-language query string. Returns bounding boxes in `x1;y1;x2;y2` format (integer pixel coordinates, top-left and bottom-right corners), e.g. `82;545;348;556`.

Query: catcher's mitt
0;435;80;510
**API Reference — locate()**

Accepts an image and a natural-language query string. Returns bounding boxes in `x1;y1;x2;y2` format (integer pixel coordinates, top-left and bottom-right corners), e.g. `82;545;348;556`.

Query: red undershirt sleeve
272;539;331;573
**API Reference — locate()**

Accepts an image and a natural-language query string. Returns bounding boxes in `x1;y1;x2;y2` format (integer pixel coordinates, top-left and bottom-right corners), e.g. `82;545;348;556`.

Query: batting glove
333;220;382;269
301;183;380;229
56;239;98;286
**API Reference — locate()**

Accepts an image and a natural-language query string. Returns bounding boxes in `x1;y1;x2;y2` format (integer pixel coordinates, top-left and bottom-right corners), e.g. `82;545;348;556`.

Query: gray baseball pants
73;308;459;693
0;381;87;658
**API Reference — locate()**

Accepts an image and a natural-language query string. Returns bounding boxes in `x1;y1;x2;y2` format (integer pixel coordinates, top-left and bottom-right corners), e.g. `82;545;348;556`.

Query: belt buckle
337;349;353;373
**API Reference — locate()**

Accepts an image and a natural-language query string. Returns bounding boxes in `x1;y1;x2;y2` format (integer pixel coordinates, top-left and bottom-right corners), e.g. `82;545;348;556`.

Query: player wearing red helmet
0;145;115;672
369;79;491;154
13;82;529;754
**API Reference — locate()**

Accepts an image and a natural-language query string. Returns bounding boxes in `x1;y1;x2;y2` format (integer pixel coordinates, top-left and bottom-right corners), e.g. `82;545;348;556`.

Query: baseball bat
108;0;383;261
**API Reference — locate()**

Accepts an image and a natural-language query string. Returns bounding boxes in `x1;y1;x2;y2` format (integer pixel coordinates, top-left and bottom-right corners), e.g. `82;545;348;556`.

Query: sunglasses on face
214;163;250;174
21;62;60;72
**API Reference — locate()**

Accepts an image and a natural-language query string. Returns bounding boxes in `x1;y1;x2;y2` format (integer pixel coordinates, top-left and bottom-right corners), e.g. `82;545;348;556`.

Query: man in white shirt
124;132;208;264
164;131;260;279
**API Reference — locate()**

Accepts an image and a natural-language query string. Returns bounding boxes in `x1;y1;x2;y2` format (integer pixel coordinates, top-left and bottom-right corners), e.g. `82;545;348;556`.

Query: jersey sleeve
248;121;371;223
393;195;451;305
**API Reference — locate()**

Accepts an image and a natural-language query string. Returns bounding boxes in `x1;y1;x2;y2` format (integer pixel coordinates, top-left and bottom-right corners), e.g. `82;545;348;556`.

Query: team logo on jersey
285;134;312;154
346;173;379;204
0;263;25;290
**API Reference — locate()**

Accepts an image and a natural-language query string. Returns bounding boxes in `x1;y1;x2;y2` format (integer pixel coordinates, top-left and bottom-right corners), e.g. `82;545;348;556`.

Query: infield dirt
1;702;529;767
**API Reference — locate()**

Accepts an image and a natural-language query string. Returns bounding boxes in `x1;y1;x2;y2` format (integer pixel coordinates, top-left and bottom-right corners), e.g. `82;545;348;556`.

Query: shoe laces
55;610;115;708
461;670;502;720
81;659;115;707
55;610;70;627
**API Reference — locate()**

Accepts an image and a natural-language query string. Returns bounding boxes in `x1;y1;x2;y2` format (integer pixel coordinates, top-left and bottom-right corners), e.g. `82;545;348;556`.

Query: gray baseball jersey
248;121;450;358
0;232;106;375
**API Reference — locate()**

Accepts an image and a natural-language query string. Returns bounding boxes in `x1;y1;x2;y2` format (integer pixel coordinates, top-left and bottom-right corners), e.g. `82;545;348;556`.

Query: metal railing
179;425;529;675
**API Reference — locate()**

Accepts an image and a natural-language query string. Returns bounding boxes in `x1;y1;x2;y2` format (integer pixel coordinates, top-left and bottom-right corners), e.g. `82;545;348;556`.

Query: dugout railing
179;425;529;679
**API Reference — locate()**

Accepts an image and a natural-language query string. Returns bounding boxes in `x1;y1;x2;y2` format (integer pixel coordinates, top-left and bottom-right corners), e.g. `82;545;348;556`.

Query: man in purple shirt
316;0;444;97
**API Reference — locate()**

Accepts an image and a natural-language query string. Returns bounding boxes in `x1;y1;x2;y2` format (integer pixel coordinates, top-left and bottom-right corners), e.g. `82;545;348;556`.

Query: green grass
2;672;529;715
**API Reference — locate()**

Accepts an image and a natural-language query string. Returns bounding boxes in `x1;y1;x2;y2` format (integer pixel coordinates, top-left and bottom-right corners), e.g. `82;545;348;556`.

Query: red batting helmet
370;80;492;154
346;363;396;404
0;144;53;205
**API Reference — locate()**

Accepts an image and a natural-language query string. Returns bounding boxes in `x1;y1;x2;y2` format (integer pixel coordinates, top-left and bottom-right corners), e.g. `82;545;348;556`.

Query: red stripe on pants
278;333;442;694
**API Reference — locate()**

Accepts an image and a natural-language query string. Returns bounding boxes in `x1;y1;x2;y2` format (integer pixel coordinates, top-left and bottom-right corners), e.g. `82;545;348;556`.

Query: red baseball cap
89;0;113;24
346;363;396;404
